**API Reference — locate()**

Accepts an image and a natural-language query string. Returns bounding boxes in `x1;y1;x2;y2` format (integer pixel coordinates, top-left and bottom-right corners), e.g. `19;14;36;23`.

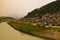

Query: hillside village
0;0;60;40
19;0;60;28
19;13;60;28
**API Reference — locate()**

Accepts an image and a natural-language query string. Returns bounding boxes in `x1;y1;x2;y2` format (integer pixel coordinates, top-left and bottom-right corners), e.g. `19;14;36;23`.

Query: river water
0;22;45;40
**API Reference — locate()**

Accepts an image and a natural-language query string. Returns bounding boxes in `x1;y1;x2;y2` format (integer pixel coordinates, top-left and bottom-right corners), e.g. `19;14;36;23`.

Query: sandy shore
0;22;45;40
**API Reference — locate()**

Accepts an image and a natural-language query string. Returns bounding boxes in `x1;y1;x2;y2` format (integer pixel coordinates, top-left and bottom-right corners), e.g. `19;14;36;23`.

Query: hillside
0;17;16;23
20;0;60;26
25;0;60;18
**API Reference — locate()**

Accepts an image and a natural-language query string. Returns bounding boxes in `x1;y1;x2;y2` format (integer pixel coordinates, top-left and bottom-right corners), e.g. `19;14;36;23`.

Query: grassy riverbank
0;22;46;40
8;21;56;40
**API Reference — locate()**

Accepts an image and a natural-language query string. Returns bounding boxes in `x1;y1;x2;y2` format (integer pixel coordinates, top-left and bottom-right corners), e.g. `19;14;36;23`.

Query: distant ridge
25;0;60;18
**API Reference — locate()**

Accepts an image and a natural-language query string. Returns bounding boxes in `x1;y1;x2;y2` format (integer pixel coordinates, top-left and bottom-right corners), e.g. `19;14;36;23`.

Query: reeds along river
0;22;45;40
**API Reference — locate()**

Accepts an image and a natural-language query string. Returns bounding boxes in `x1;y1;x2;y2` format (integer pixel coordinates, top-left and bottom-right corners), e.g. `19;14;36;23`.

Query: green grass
8;21;39;33
8;21;60;35
8;21;49;36
8;21;56;40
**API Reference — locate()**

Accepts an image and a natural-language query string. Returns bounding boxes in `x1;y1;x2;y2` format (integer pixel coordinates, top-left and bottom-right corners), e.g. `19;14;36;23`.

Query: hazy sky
0;0;56;18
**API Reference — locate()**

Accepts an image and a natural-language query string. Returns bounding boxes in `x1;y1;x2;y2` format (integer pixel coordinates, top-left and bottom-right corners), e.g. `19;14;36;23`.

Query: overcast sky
0;0;56;18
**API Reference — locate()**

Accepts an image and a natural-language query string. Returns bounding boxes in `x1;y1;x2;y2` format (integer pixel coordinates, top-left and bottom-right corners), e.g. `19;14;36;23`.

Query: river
0;22;45;40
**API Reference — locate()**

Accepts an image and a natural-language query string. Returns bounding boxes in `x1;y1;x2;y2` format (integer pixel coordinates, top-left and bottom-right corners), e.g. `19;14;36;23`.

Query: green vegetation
8;21;46;34
8;21;56;40
8;21;60;40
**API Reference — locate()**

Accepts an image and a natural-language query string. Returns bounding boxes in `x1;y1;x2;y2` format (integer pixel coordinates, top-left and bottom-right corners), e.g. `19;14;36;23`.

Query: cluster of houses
19;17;52;28
42;13;60;26
19;13;60;28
